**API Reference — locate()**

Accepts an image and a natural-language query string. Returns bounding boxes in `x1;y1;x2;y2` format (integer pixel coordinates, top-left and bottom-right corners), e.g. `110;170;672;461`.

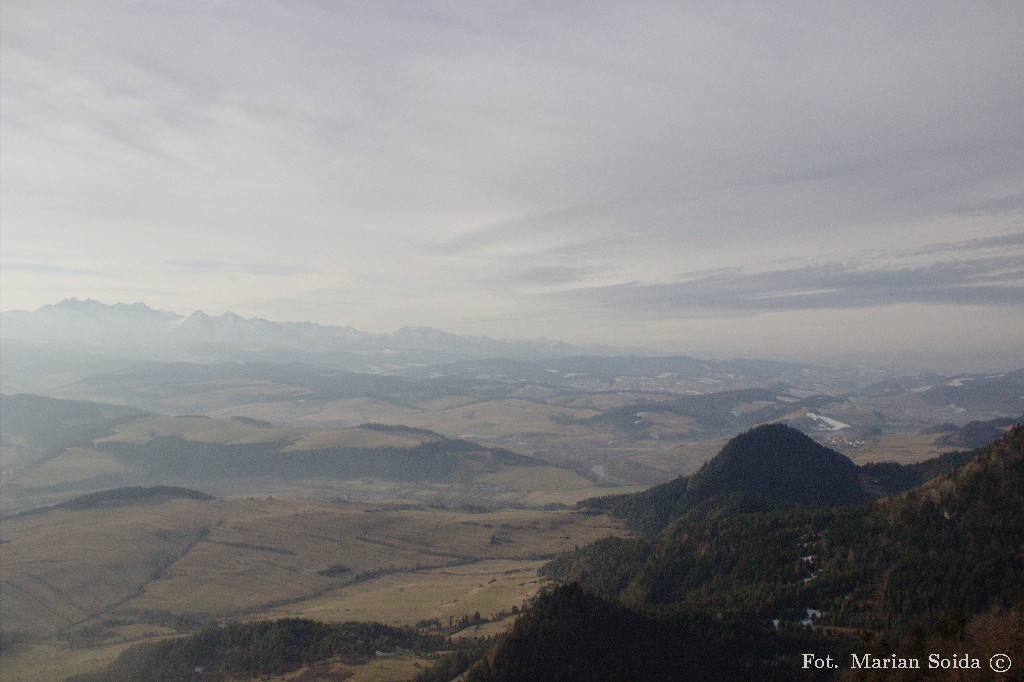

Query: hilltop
501;427;1024;680
585;423;986;534
15;486;213;516
585;424;865;534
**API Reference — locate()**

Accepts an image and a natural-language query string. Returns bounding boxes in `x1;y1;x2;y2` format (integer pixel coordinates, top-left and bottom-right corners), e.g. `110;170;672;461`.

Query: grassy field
94;414;305;445
283;428;423;451
98;417;425;452
264;558;544;626
270;651;435;681
9;447;129;487
489;483;650;508
5;408;963;518
0;498;221;637
4;412;635;513
818;433;956;465
623;439;729;478
0;636;167;682
216;396;601;441
0;495;627;681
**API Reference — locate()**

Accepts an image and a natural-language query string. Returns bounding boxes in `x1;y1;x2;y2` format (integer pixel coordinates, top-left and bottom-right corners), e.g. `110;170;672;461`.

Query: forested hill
586;422;993;534
517;427;1023;680
68;619;451;682
586;424;867;534
456;583;823;682
15;486;213;516
687;423;863;504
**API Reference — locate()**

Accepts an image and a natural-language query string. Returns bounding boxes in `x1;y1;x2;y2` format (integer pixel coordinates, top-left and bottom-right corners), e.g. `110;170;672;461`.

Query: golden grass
11;447;129;487
2;496;625;633
282;428;422;452
282;398;424;428
4;499;627;681
493;485;649;508
95;415;303;446
227;397;599;443
0;637;148;682
478;466;594;490
265;559;543;627
415;395;484;411
820;433;955;465
0;499;221;637
270;652;436;682
343;653;434;682
0;495;627;680
101;382;305;415
625;439;729;477
454;616;520;639
559;393;648;410
423;399;597;438
6;409;630;513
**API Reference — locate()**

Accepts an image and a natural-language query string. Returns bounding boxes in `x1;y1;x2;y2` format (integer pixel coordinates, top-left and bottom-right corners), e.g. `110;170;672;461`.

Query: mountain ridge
0;298;599;363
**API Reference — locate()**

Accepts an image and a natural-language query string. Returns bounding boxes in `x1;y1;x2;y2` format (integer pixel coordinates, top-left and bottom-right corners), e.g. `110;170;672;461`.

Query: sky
2;1;1023;370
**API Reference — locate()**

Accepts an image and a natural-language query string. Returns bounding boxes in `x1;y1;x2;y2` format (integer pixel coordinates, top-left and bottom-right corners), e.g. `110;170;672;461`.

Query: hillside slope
2;400;605;513
588;422;987;534
478;427;1024;680
588;424;867;533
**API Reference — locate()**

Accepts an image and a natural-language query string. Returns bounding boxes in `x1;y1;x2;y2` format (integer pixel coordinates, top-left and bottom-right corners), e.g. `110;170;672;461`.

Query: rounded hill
689;423;864;507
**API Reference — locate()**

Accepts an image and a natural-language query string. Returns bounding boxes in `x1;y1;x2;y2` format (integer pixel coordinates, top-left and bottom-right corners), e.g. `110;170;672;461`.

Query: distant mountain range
3;299;1022;450
0;298;873;400
0;298;590;365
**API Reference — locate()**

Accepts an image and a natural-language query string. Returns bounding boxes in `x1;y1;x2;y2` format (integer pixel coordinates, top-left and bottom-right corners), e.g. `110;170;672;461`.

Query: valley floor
0;495;627;682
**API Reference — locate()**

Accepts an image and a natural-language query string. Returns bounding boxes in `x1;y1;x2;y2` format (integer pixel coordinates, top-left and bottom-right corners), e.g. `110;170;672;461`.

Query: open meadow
0;491;627;681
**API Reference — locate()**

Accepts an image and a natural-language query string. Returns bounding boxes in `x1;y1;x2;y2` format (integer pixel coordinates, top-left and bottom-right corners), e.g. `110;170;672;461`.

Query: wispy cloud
555;247;1024;315
481;265;595;289
169;260;315;278
0;260;97;276
2;2;1023;363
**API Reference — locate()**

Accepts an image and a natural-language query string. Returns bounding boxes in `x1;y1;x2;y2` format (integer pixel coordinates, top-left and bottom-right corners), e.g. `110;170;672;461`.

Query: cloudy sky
2;2;1022;369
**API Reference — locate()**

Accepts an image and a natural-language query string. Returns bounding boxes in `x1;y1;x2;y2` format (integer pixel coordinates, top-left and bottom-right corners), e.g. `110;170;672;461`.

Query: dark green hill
97;434;538;484
456;583;820;682
69;618;450;682
0;393;147;466
854;419;1017;495
588;422;1002;534
547;425;1024;632
2;404;558;513
0;393;145;440
589;424;867;533
859;448;977;495
687;423;863;504
934;418;1007;448
461;427;1024;681
16;486;214;517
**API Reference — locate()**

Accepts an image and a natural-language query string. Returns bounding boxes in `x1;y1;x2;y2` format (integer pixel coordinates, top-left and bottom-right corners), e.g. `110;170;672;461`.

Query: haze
2;2;1022;370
